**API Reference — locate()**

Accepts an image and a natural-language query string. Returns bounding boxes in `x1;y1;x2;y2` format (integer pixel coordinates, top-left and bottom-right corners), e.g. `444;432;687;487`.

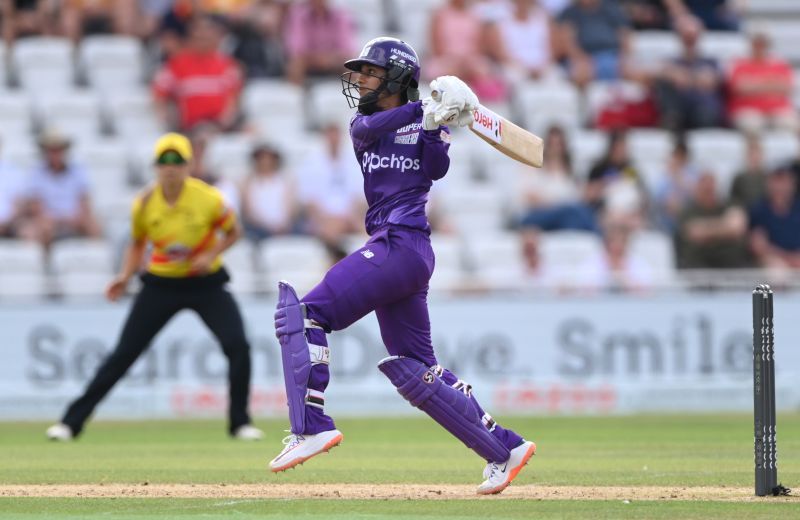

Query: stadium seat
514;80;582;134
569;130;607;179
0;239;45;273
78;35;145;93
687;129;746;194
308;80;354;129
466;231;527;288
0;91;34;142
260;236;329;294
37;90;103;143
628;129;674;191
428;233;467;291
538;231;604;289
630;31;681;71
440;186;507;234
700;32;748;65
743;0;800;17
628;230;676;285
205;133;257;181
2;138;38;172
12;37;75;93
0;43;8;88
0;239;50;300
242;79;305;137
223;241;263;295
50;238;115;297
760;131;799;166
103;89;165;139
73;139;135;208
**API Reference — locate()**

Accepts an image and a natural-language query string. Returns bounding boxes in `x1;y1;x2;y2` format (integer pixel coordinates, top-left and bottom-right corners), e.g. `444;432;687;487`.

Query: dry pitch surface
1;483;798;502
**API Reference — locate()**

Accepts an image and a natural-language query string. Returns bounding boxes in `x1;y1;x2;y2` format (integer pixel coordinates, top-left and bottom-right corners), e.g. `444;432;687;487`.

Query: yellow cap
153;132;193;163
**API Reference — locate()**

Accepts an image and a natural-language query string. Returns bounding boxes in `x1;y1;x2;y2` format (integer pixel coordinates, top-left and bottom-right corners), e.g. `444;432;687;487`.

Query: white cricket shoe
477;440;536;495
46;423;73;442
268;429;343;473
232;424;265;441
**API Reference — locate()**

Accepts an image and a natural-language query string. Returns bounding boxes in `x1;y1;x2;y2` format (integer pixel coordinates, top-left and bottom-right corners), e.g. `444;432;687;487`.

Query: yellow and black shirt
131;178;235;278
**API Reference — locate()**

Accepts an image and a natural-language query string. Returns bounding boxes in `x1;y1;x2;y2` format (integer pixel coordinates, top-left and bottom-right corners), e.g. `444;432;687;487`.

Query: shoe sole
477;442;537;495
270;433;344;473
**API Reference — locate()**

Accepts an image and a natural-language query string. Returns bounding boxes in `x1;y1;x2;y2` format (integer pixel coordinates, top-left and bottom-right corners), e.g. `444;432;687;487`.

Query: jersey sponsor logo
396;122;423;133
361;249;375;259
394;133;419;145
361;152;421;174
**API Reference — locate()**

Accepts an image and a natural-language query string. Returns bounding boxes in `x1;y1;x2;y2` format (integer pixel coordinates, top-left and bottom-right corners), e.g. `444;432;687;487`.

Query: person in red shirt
728;32;797;135
153;14;244;132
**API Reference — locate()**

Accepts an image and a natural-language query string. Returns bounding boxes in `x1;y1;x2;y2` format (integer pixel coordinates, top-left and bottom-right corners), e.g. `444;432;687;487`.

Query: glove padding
430;76;479;127
422;96;444;131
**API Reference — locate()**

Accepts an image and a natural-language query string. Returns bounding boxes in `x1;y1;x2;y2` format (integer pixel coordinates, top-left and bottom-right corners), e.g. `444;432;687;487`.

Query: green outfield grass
1;415;799;518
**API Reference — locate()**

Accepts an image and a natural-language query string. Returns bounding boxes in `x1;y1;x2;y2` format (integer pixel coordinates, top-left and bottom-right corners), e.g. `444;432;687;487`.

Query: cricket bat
469;105;544;168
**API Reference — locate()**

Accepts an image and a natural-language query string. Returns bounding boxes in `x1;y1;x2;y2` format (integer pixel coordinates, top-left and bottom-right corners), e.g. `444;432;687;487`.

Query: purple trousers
299;225;522;451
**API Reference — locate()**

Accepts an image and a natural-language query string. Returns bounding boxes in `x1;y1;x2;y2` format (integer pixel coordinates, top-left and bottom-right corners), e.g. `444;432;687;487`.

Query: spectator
653;15;723;132
284;0;354;85
587;215;653;292
676;171;749;269
518;228;546;287
154;1;194;59
730;136;767;210
1;0;54;44
297;122;363;261
241;143;296;242
620;0;670;30
518;126;597;232
188;124;242;214
0;148;22;237
153;14;244;133
61;0;137;42
557;0;632;88
749;165;800;270
586;129;647;228
428;0;506;102
681;0;740;32
229;1;286;79
728;32;797;135
16;129;101;249
489;0;559;82
652;138;699;233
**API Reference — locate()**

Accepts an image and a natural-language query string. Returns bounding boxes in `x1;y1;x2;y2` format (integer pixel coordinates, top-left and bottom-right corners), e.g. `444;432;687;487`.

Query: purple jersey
350;101;450;235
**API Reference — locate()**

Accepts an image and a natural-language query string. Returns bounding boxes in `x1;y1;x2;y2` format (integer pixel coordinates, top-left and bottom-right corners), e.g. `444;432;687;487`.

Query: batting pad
378;355;510;463
275;281;312;434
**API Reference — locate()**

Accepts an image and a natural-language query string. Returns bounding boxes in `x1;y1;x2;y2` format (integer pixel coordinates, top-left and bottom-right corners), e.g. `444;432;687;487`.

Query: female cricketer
46;133;263;442
269;37;535;495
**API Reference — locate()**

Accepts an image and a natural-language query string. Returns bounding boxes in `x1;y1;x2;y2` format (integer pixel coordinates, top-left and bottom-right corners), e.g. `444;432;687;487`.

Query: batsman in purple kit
268;37;536;494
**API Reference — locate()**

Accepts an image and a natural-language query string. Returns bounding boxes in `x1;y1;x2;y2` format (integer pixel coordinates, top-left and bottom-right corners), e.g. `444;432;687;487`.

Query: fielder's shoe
232;424;265;441
477;440;536;495
46;423;74;442
268;429;343;473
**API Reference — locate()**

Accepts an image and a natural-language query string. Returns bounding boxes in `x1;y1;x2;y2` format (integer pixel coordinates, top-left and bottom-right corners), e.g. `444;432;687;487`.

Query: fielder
268;37;535;494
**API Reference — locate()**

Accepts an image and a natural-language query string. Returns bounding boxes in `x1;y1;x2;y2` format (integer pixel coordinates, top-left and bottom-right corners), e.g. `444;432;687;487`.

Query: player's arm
106;238;147;302
419;127;450;181
350;101;422;148
189;201;241;274
107;195;150;301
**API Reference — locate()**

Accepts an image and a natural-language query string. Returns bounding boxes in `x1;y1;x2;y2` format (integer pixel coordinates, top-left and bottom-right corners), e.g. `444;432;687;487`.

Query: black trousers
62;270;252;435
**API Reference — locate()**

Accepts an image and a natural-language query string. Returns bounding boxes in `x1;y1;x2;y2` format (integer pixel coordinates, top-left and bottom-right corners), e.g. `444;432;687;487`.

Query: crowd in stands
0;0;799;295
